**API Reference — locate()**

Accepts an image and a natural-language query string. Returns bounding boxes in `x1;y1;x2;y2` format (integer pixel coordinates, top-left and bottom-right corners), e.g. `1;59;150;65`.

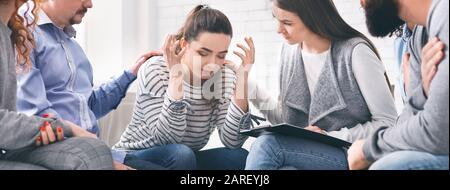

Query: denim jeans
129;144;248;170
245;134;348;170
370;151;449;170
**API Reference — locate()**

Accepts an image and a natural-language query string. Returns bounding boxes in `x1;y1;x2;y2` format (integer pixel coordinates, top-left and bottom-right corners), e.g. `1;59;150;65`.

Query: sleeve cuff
230;100;247;117
124;69;138;81
116;70;137;90
164;93;188;113
362;127;389;162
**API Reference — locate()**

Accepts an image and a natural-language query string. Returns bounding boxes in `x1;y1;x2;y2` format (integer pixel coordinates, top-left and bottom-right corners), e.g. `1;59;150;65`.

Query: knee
247;135;279;161
167;144;196;170
64;137;114;170
249;135;278;155
369;151;433;170
246;135;281;170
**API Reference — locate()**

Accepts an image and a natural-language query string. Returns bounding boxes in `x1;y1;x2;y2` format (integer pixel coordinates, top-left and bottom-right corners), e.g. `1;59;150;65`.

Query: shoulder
137;56;169;96
335;37;369;51
351;43;384;73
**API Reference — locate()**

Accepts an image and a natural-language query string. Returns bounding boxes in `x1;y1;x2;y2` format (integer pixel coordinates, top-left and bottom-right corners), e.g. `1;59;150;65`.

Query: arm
129;60;188;145
248;79;283;125
127;36;189;145
0;110;72;150
363;46;449;162
89;50;163;119
88;70;136;119
16;52;59;117
327;44;398;142
218;100;249;149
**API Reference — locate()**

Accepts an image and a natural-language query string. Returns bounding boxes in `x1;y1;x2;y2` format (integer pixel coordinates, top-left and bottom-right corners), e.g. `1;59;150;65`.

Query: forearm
89;70;136;118
136;93;188;145
167;74;184;101
220;101;249;148
233;73;249;113
363;60;449;161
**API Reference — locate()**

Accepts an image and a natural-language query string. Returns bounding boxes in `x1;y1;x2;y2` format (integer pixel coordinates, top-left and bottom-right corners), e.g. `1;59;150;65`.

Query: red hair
8;0;40;71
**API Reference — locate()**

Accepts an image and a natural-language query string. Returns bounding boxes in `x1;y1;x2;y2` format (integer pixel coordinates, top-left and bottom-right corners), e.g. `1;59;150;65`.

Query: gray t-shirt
363;0;449;161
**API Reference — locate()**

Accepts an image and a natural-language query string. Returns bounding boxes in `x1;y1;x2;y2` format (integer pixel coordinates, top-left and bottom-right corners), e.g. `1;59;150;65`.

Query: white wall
79;0;158;92
80;0;402;149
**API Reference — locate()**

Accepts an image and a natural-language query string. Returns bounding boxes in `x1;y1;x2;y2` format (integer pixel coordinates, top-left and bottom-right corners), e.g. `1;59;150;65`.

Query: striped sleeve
217;99;249;149
116;58;188;149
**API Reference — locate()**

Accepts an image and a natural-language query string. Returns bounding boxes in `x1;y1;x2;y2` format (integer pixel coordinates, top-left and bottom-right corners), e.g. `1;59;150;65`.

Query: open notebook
240;123;352;148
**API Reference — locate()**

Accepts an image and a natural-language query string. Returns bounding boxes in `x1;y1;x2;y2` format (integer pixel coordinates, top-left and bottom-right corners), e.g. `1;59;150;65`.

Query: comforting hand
35;121;64;147
130;50;164;76
63;120;98;139
347;140;371;170
421;37;445;98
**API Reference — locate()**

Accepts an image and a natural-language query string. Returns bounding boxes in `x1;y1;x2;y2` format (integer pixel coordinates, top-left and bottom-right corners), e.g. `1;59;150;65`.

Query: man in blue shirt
16;0;164;170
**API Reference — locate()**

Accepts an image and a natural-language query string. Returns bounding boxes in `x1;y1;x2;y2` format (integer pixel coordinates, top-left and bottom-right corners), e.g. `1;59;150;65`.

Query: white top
302;49;330;96
249;44;397;142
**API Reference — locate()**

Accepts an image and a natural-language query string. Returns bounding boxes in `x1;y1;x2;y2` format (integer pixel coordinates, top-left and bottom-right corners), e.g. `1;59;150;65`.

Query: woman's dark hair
274;0;393;93
274;0;380;58
175;5;233;52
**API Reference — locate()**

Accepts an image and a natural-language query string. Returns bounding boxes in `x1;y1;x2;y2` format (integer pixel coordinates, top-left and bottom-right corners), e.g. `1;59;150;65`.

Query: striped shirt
114;57;249;151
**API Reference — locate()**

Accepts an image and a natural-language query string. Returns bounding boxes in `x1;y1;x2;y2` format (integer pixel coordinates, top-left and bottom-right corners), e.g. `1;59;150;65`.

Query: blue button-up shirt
16;11;135;162
394;24;413;104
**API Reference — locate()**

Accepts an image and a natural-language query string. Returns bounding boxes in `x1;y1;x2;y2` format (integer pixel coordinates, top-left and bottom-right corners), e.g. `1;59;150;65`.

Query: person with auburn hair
0;0;114;170
15;0;165;170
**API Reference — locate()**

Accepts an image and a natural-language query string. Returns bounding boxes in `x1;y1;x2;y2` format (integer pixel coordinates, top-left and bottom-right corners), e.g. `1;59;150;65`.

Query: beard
69;8;87;25
364;0;405;37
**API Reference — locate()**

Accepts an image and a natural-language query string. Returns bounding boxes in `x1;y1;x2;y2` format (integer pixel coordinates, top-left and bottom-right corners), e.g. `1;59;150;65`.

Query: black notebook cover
240;123;352;148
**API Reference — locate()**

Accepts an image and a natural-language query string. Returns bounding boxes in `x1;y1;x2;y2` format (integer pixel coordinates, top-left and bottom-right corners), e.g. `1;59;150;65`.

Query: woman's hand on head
227;37;256;74
163;35;187;72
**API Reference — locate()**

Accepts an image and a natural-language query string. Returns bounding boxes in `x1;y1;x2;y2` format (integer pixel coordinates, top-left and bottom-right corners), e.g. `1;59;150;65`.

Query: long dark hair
274;0;380;58
175;5;233;53
275;0;393;93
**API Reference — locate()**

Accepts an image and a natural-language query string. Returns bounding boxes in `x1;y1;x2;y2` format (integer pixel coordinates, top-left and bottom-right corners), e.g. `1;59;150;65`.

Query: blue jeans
246;135;348;170
129;144;248;170
370;151;449;170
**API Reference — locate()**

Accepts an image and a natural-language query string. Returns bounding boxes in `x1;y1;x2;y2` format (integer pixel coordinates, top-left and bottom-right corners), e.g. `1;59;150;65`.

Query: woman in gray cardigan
0;0;113;170
244;0;397;170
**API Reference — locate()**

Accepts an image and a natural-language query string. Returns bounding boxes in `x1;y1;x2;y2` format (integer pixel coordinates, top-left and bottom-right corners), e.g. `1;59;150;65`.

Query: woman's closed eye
217;54;227;60
282;22;293;26
198;51;209;57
